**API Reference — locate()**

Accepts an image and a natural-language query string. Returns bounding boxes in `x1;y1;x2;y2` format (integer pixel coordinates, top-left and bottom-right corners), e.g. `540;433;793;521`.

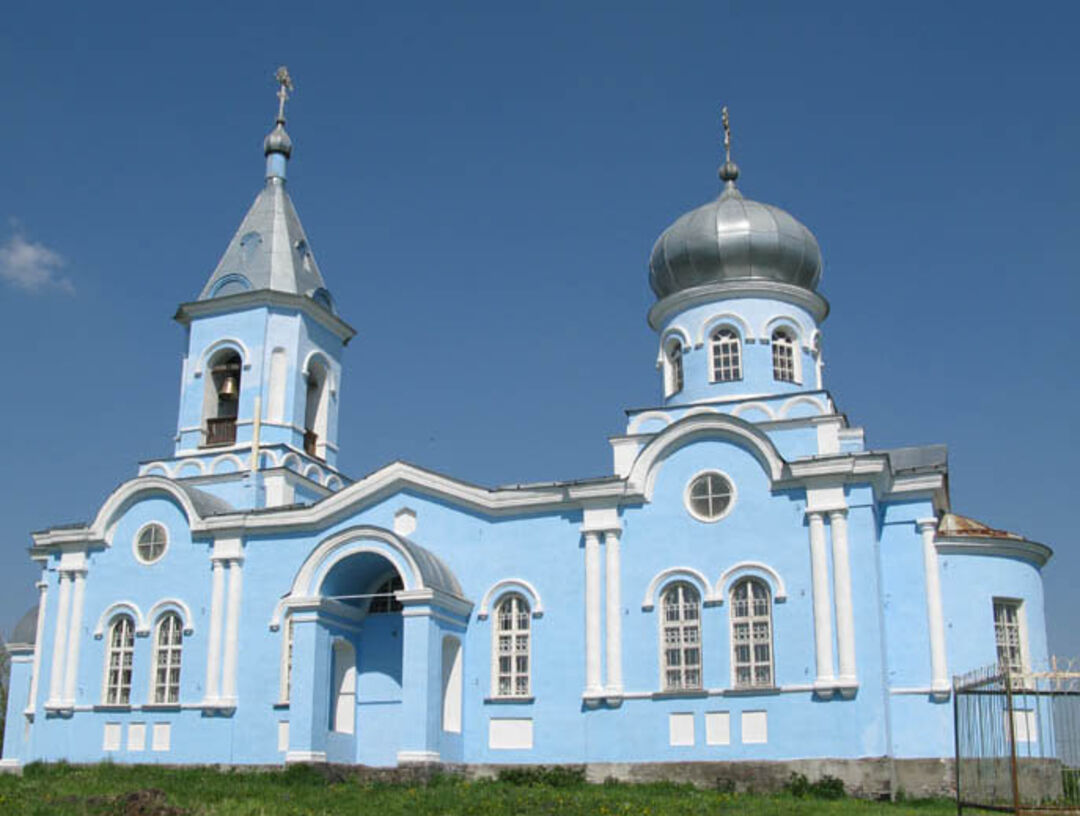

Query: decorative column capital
916;517;938;534
827;508;849;522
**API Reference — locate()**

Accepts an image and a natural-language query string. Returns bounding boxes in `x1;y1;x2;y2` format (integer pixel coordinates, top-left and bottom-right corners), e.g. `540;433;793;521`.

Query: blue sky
1;2;1077;658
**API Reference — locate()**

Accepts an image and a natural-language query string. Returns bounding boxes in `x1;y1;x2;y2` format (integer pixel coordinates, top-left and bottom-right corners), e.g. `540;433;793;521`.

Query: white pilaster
603;530;623;695
807;511;835;692
829;510;857;687
584;531;603;696
918;518;949;697
26;579;48;715
205;558;227;703
62;569;87;705
46;571;72;707
221;558;244;705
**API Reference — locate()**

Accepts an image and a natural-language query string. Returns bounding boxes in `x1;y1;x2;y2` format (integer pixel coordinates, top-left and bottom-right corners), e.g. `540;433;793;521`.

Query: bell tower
149;68;356;509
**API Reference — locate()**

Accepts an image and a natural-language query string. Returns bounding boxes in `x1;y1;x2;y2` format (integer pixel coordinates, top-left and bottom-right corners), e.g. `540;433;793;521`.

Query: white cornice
936;536;1052;567
648;280;829;330
174;290;357;344
201;462;633;534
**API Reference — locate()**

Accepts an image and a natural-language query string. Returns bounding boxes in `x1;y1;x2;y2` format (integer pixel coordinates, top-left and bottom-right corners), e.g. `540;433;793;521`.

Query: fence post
1004;669;1021;816
953;677;962;816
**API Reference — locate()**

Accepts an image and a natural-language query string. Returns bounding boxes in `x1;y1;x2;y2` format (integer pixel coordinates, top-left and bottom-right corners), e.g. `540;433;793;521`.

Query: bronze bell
219;375;239;401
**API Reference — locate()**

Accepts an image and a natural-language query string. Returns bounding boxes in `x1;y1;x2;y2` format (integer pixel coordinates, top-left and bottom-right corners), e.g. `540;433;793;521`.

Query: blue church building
1;77;1052;790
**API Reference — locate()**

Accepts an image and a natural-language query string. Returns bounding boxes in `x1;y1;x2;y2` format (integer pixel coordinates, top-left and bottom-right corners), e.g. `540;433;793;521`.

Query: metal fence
955;658;1080;814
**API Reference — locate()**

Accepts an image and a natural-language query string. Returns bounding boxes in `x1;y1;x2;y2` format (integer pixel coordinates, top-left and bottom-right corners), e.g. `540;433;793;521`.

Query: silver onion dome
264;121;293;158
649;180;823;299
649;110;822;300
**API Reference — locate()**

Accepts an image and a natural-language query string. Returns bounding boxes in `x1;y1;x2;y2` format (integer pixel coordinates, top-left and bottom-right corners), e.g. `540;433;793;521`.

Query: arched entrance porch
278;526;471;767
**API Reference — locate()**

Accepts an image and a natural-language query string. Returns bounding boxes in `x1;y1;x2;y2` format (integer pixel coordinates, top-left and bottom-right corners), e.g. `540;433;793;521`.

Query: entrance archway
279;526;471;767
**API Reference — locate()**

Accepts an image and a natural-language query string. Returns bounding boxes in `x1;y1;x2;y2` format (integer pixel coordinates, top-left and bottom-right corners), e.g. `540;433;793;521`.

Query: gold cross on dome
275;66;294;122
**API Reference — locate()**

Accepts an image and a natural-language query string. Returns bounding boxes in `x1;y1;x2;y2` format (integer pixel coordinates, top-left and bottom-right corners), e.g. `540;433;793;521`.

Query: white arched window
710;328;742;382
493;593;530;697
731;578;773;688
663;340;684;397
152;613;183;704
104;614;136;705
771;329;796;383
660;582;702;691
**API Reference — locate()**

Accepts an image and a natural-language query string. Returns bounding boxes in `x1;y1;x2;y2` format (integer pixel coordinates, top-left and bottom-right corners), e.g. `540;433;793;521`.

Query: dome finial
718;105;740;187
264;66;295;179
274;65;293;125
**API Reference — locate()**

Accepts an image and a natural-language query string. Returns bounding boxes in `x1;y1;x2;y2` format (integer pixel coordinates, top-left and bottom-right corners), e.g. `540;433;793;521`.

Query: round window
135;523;168;564
685;472;735;522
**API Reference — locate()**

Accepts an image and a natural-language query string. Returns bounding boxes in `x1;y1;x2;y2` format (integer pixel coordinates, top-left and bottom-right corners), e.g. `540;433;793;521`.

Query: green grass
0;763;957;816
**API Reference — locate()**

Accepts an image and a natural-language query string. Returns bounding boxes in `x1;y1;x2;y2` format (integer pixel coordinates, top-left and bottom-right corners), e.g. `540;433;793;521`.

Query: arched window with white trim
771;328;796;383
493;593;530;697
660;582;702;691
731;578;773;688
710;328;742;382
104;614;136;705
663;340;684;397
152;612;183;704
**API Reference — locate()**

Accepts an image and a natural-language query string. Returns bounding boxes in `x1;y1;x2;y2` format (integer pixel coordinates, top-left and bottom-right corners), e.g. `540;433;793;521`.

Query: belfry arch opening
203;349;241;446
304;357;329;459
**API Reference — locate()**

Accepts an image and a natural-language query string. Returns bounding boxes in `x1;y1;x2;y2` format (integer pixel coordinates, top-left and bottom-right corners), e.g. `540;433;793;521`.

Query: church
1;74;1051;790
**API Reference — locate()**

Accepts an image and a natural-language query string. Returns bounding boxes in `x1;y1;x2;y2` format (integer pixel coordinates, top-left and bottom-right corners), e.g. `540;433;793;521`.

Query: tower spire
718;105;740;188
264;66;294;180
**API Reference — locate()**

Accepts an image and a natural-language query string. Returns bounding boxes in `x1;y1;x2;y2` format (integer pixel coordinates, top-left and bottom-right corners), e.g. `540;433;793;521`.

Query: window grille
283;616;294;702
369;575;404;614
104;615;136;705
136;524;167;563
687;472;733;521
771;329;796;382
661;582;702;691
494;593;530;697
666;342;684;395
152;613;183;704
710;329;742;382
993;599;1024;675
731;578;773;688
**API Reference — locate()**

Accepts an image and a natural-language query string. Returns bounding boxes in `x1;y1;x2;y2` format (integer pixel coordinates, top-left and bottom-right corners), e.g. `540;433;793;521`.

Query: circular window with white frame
134;522;168;564
685;471;736;522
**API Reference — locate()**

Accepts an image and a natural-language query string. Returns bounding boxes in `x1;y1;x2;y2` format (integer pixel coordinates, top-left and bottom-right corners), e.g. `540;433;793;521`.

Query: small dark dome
649;184;823;300
11;604;39;645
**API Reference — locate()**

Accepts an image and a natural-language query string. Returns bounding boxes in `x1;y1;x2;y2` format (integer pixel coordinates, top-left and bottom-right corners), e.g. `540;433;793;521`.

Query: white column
221;558;244;704
807;511;835;691
918;518;949;696
829;510;857;686
62;569;87;705
47;571;72;707
27;580;49;714
603;530;623;695
204;558;227;703
584;531;603;696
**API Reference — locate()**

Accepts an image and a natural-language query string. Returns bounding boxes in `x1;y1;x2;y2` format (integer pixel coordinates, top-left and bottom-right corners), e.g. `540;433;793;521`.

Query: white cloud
0;229;74;294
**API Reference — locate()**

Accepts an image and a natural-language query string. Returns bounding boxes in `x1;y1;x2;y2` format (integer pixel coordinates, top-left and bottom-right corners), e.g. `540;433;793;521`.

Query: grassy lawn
0;764;957;816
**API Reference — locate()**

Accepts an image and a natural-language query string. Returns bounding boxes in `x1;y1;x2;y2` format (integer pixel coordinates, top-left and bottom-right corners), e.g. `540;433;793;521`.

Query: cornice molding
936;536;1052;567
648;280;830;331
174;290;357;344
